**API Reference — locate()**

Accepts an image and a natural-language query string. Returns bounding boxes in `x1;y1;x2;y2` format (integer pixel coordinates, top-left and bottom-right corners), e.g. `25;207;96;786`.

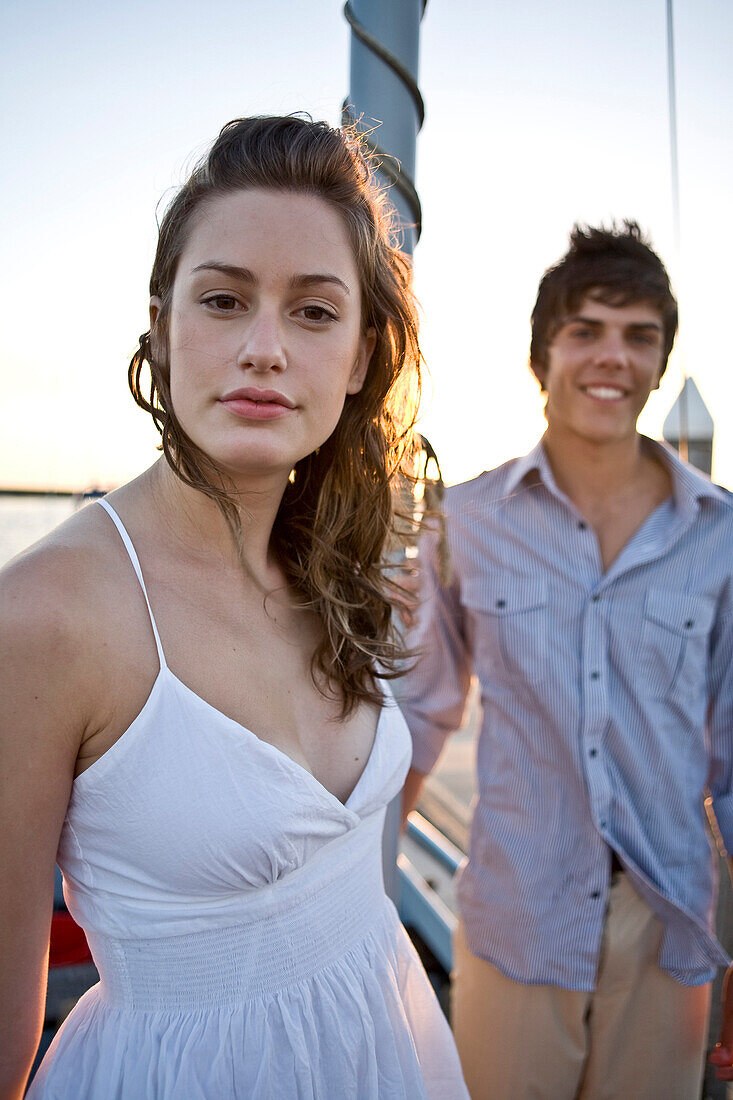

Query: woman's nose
236;310;287;373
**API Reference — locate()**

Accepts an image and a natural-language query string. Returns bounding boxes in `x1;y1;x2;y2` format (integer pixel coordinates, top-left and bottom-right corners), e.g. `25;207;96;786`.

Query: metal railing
397;811;464;973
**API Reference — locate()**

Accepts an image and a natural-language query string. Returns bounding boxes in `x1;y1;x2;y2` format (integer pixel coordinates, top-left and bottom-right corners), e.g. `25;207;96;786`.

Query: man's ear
346;327;376;395
531;361;547;393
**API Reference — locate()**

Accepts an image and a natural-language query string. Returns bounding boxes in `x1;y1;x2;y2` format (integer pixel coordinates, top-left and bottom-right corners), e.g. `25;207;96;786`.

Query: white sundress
28;499;468;1099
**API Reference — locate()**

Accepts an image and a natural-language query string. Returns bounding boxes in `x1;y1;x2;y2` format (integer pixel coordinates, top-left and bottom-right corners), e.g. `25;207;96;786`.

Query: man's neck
542;427;673;571
542;426;649;509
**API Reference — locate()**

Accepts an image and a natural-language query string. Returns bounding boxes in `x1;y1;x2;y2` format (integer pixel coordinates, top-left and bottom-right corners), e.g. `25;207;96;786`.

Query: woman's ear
346;327;376;395
149;295;162;329
148;296;163;361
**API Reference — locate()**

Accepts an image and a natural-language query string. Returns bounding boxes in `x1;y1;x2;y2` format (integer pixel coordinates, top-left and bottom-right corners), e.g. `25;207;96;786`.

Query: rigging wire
666;0;689;460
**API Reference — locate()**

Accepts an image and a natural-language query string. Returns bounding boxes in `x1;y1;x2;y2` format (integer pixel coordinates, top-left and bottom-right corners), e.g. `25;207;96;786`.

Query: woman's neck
146;459;289;585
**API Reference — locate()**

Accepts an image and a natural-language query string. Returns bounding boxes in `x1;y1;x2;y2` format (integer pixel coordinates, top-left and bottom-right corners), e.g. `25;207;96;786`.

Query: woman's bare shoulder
0;502;121;659
0;503;130;775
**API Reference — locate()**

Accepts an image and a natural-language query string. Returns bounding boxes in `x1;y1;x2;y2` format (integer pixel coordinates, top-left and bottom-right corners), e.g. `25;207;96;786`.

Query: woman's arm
0;553;90;1098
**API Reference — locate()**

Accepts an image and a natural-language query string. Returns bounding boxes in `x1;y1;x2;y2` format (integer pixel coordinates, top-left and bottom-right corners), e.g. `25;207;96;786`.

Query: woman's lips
219;389;295;421
222;398;291;420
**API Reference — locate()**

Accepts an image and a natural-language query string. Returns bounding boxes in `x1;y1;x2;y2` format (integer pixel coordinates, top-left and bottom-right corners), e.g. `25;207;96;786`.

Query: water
0;496;78;568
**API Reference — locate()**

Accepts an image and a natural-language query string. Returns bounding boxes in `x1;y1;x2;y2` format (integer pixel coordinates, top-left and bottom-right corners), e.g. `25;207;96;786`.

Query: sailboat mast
343;0;426;255
343;0;427;901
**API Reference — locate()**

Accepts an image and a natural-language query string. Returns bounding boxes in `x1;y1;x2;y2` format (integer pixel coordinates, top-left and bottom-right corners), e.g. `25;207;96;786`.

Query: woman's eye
300;305;336;324
203;295;239;312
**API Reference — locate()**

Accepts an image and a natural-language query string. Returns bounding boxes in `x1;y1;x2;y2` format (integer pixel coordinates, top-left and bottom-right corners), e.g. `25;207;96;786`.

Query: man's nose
593;332;629;368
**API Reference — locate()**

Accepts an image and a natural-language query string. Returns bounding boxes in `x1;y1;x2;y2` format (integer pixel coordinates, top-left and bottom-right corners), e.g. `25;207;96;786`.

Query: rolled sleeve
397;526;473;775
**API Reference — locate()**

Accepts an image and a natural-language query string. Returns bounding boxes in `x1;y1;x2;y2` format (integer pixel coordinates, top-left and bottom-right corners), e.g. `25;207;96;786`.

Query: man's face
539;295;666;445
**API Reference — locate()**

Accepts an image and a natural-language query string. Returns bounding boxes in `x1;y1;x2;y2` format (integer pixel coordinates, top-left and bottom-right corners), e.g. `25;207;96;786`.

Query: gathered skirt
29;842;467;1099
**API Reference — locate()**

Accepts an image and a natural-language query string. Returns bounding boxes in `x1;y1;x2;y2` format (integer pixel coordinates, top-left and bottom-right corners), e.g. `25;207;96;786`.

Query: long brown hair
129;115;422;714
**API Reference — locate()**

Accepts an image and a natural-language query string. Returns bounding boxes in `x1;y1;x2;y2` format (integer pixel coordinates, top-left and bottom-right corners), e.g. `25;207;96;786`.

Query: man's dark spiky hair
529;219;678;384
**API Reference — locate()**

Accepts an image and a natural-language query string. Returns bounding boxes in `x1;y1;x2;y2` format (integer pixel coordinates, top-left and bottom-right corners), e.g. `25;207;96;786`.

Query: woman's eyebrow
189;263;350;296
191;261;255;282
288;273;351;294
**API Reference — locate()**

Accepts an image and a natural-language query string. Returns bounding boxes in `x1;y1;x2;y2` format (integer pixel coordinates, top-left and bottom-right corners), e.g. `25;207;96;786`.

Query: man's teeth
585;386;625;400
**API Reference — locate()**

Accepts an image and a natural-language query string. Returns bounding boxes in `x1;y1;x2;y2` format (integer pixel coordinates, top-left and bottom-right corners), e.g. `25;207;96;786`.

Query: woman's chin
202;446;303;486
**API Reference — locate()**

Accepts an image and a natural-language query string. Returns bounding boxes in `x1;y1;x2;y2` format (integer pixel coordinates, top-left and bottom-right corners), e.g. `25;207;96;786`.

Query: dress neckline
73;663;390;814
165;666;388;811
85;498;390;810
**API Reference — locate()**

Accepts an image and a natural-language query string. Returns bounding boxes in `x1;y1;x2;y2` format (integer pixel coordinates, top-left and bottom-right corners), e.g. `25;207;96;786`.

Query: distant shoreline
0;488;110;499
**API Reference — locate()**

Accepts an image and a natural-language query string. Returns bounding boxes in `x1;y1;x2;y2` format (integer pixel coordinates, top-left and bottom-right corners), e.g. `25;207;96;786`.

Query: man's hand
388;563;420;630
401;767;427;830
709;964;733;1079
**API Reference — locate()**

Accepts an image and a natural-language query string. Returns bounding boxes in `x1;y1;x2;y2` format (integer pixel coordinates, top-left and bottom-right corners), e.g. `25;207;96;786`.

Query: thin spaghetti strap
96;498;167;671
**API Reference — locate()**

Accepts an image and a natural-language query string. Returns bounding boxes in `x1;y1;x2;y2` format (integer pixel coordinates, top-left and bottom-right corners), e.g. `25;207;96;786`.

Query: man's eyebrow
627;320;663;332
563;314;602;327
288;273;350;294
191;262;256;282
563;314;662;331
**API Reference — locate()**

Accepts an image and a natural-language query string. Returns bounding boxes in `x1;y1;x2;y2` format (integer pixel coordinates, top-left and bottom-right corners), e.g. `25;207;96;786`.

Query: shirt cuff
712;790;733;856
402;710;449;775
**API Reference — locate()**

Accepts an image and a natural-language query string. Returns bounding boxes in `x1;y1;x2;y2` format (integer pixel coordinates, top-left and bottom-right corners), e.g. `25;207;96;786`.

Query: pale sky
1;0;731;490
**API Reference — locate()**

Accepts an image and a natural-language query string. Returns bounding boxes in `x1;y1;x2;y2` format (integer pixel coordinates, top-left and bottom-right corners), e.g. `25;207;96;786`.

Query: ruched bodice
28;500;468;1099
58;666;408;942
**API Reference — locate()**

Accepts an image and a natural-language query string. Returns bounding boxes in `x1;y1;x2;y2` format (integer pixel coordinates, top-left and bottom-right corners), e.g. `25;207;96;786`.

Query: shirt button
591;594;600;602
589;748;598;757
590;671;600;681
590;890;601;899
578;521;587;530
685;619;694;629
496;599;506;609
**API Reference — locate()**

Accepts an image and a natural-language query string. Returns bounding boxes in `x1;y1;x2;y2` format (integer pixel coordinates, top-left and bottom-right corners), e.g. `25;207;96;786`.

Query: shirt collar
504;434;727;520
644;436;727;520
504;438;554;496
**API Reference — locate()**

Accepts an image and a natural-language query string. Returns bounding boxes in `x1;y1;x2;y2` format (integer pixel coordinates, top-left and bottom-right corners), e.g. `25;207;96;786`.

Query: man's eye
203;295;239;311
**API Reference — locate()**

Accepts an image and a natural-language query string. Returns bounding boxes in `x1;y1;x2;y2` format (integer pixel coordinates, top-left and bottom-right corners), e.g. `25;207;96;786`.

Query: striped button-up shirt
399;436;733;989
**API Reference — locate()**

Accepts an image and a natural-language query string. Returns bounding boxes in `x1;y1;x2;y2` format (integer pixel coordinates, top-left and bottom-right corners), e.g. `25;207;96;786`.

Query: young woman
1;116;468;1099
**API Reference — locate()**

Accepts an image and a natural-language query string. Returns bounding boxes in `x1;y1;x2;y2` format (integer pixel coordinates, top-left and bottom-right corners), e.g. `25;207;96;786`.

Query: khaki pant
452;874;711;1099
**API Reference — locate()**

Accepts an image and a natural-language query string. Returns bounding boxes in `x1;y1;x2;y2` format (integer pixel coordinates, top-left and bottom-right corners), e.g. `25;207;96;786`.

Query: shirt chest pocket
461;574;548;685
641;588;715;702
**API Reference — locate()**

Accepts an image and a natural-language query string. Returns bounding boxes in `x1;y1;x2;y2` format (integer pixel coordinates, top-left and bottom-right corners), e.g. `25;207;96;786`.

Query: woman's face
154;188;374;483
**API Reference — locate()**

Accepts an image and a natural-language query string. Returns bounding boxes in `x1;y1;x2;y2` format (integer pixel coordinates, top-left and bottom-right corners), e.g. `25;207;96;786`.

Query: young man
399;222;733;1098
